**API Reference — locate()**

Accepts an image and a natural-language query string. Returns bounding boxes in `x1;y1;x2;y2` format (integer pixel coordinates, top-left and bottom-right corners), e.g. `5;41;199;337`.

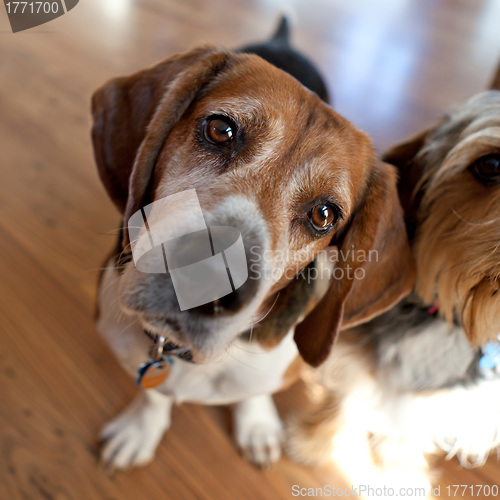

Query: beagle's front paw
233;394;283;468
99;390;173;471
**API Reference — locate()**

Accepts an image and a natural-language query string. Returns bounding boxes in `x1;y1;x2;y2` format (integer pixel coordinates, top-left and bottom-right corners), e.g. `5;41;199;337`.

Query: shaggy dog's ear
381;125;441;239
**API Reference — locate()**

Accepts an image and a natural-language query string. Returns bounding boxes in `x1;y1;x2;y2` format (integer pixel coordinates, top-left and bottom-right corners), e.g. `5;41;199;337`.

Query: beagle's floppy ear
294;163;415;367
91;46;230;234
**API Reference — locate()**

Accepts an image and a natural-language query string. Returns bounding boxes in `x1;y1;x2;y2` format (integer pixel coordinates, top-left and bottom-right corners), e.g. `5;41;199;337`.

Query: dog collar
427;303;439;315
426;302;461;327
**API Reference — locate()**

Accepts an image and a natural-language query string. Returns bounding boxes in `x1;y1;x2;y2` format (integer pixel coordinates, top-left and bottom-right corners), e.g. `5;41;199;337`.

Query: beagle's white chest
97;266;298;405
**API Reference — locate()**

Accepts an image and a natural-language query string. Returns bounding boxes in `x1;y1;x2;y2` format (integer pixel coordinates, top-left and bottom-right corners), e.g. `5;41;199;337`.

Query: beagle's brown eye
204;116;235;145
309;204;337;232
470;154;500;185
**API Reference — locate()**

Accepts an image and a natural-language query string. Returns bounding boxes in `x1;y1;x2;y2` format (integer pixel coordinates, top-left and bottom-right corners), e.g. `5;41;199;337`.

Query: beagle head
92;46;414;366
383;79;500;346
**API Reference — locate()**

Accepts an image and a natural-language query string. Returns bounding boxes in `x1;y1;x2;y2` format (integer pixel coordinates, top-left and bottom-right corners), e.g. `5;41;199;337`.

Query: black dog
239;15;329;103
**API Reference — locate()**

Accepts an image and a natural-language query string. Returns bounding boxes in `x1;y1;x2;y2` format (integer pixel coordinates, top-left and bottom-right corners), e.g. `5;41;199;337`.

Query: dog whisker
251;292;280;325
248;324;254;344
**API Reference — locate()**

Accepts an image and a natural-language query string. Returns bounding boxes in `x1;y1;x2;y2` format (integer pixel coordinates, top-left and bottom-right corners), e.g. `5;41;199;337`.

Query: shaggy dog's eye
203;116;236;145
470;154;500;185
309;204;339;232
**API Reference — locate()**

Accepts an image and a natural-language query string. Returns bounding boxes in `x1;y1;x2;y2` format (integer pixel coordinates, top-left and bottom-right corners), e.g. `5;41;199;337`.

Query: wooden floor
1;0;500;498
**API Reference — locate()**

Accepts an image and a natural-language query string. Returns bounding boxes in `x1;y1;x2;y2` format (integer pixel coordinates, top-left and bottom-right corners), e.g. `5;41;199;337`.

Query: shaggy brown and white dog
287;73;500;496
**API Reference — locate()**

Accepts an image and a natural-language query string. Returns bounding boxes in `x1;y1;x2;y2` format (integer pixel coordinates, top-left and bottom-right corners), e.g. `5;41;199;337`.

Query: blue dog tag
479;341;500;372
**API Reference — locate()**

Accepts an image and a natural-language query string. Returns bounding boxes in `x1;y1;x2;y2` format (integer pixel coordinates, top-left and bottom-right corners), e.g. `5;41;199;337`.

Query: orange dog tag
137;359;172;389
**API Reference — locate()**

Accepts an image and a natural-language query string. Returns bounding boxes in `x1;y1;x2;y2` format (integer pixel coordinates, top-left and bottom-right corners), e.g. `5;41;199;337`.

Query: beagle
92;19;414;470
